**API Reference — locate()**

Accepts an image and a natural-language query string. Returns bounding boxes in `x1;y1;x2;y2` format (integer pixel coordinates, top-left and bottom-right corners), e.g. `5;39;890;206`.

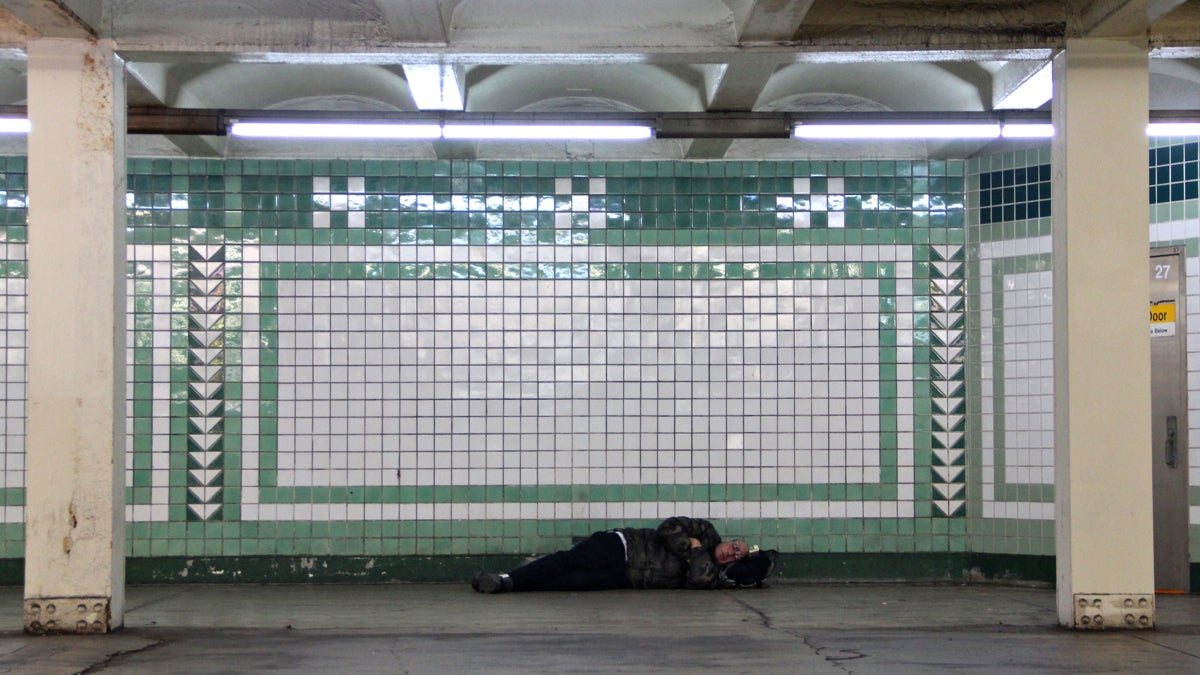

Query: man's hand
688;537;702;549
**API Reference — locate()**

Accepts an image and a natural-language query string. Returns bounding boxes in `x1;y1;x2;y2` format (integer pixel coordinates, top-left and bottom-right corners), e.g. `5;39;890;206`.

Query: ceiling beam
734;0;818;42
794;1;1069;51
690;0;819;160
109;45;1062;67
0;0;94;39
706;0;816;110
1082;0;1190;37
706;59;785;111
377;0;465;44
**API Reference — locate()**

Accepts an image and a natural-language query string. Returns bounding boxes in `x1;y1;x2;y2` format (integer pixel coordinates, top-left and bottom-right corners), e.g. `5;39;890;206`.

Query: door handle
1166;415;1179;469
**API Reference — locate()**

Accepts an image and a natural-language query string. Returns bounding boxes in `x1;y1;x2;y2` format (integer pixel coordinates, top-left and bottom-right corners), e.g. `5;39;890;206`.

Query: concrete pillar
1051;39;1155;629
23;39;126;634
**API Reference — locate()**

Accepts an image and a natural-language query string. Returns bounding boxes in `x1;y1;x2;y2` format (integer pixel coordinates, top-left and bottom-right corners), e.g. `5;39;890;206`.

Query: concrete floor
0;583;1198;673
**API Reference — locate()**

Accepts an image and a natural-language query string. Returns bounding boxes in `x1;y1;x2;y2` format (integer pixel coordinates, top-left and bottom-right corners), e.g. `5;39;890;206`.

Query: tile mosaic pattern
187;245;226;520
9;157;975;560
929;244;966;517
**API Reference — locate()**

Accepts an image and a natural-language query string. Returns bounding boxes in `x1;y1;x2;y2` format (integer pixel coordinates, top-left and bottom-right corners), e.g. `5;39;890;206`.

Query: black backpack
718;549;779;588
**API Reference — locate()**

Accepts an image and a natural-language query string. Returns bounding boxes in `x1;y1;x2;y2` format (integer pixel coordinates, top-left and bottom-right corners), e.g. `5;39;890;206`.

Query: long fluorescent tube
229;121;442;139
0;118;30;134
795;123;1002;139
1148;122;1200;137
442;124;652;140
1000;123;1055;138
228;120;652;141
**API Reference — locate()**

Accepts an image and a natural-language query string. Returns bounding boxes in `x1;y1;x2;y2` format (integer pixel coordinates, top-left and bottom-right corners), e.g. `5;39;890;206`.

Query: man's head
714;539;748;565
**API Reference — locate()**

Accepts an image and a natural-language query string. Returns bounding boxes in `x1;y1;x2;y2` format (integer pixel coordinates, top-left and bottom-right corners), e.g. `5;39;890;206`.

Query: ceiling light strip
0;118;30;134
229;121;442;139
794;123;1003;140
1147;122;1200;137
0;108;1197;140
441;124;652;140
228;120;653;141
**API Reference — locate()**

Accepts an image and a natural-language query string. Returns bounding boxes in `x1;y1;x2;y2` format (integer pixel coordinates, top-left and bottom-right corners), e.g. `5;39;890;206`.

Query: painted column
1052;38;1155;629
23;39;126;634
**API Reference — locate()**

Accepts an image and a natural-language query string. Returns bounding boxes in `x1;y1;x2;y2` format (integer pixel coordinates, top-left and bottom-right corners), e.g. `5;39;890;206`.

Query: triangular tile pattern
186;245;225;521
929;244;967;517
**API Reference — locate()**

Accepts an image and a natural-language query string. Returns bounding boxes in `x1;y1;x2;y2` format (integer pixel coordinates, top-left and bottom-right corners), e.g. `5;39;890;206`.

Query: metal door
1150;246;1190;592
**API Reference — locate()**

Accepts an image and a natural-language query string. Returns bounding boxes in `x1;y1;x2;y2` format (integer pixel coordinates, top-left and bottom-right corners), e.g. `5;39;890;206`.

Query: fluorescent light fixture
1000;123;1054;138
228;120;652;141
0;118;29;134
1148;122;1200;137
794;123;1001;139
229;121;442;139
996;62;1052;110
442;124;652;141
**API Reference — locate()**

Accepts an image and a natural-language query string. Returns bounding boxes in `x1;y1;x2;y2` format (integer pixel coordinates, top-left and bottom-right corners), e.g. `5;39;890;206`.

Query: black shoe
475;572;509;593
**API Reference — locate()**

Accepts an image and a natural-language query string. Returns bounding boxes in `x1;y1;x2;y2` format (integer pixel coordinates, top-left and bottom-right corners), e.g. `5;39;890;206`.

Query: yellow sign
1151;300;1177;337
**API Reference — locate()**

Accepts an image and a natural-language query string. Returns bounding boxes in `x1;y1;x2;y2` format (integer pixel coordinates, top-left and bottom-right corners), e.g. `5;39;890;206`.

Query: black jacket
617;517;722;589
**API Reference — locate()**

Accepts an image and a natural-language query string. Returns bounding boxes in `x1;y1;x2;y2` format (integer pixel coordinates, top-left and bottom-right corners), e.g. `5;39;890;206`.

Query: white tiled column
23;39;126;634
1052;38;1155;629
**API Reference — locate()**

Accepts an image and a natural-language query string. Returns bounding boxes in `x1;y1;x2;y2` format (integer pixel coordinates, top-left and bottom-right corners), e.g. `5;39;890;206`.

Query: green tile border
251;259;908;506
112;552;1060;585
115;516;969;558
125;158;969;249
127;258;160;507
985;253;1055;505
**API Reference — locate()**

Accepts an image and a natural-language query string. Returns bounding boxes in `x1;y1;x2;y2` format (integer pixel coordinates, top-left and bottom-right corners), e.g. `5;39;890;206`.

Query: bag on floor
718;548;779;588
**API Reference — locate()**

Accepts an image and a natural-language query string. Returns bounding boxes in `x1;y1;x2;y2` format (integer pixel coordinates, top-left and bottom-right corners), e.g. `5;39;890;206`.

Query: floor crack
725;594;872;672
75;639;168;674
725;592;773;629
803;636;866;672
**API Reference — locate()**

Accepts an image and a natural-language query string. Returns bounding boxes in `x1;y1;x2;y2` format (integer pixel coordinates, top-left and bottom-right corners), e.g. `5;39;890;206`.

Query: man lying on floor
471;516;757;593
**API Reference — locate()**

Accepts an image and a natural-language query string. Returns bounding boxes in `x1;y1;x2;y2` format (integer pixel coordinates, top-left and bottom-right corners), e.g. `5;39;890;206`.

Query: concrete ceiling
0;0;1197;159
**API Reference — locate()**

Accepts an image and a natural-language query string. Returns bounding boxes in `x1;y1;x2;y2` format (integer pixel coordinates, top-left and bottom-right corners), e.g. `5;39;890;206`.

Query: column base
24;596;113;634
1071;593;1155;630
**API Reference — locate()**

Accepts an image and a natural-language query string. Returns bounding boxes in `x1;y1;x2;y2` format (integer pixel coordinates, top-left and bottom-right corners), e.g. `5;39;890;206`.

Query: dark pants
507;531;632;592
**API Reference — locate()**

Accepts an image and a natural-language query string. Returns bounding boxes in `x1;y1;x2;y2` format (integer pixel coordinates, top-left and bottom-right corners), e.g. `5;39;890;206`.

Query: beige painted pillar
1052;38;1155;629
23;39;126;634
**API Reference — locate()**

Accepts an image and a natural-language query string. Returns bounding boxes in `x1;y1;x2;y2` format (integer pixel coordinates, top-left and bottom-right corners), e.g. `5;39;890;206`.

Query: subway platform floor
0;582;1198;673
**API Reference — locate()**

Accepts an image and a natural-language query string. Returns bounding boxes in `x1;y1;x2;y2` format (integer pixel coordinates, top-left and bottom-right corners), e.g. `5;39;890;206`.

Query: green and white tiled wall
966;140;1200;561
1149;139;1200;563
966;147;1056;556
0;161;23;560
1;145;1194;580
0;158;977;574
